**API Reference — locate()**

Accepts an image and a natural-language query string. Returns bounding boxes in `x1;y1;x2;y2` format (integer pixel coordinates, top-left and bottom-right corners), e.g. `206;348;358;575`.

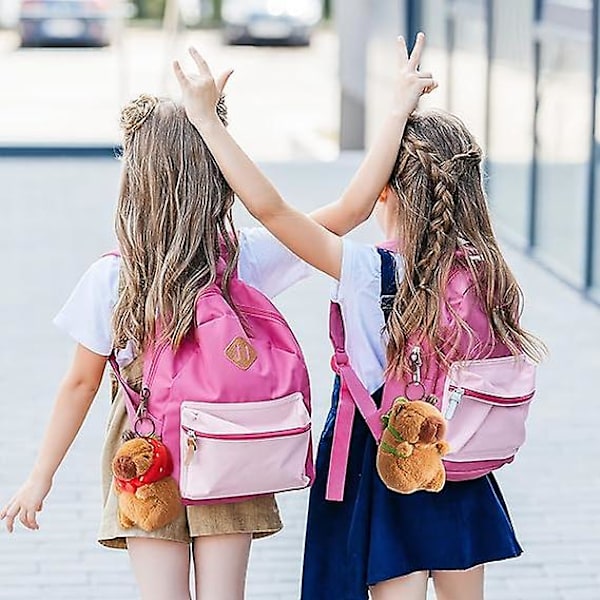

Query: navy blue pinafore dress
301;249;522;600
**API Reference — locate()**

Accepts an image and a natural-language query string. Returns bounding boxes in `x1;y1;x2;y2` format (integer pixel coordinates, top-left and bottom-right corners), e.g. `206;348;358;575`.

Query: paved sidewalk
0;156;598;599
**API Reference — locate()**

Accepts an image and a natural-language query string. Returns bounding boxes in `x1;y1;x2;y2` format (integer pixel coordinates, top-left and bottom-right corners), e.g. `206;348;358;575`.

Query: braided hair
385;110;545;376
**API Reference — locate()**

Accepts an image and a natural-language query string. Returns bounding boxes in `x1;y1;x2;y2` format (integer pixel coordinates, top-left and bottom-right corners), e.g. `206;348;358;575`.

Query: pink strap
108;354;141;426
336;362;384;438
325;303;385;502
325;378;355;501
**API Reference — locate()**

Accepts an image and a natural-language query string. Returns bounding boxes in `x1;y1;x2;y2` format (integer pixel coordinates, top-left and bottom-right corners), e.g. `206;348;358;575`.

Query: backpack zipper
445;387;464;420
448;385;535;405
181;423;311;465
184;429;198;466
236;304;290;327
445;385;535;420
182;423;311;441
234;304;307;369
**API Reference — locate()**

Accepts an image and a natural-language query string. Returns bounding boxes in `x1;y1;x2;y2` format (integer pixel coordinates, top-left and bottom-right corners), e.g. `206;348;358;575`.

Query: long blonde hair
385;110;545;376
112;94;237;354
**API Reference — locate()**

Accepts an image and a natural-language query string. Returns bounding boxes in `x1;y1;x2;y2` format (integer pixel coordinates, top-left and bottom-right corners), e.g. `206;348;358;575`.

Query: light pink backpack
325;249;536;501
108;249;314;505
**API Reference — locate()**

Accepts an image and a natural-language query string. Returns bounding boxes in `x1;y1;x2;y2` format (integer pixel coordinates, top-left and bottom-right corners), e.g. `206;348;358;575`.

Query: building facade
339;0;599;301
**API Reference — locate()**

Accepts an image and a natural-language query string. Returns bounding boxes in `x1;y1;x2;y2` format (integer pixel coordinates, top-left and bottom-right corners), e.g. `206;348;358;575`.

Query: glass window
593;159;600;296
592;3;600;298
534;0;592;286
366;0;403;143
418;0;450;113
487;0;536;245
446;0;489;148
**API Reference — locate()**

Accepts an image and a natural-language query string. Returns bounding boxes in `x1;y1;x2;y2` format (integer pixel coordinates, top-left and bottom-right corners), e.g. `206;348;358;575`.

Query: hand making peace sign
173;33;436;129
392;32;438;116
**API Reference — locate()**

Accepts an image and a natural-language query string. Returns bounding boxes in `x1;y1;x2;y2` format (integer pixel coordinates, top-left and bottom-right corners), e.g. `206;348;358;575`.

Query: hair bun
120;94;159;135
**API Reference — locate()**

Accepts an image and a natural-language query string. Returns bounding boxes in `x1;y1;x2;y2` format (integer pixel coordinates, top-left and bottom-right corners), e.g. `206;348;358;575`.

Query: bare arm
0;345;107;532
174;37;435;278
312;35;436;234
187;112;345;277
309;111;409;235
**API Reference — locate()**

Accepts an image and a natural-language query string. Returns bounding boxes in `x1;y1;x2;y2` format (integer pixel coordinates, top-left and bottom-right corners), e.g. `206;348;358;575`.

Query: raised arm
173;38;435;279
311;34;436;235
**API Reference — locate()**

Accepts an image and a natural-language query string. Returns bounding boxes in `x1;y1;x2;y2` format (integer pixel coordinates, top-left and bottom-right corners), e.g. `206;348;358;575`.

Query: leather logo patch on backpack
225;336;257;370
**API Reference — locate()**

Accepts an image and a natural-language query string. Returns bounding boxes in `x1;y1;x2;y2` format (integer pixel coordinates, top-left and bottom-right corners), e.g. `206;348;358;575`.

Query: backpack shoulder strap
325;248;396;502
102;249;142;422
108;354;143;426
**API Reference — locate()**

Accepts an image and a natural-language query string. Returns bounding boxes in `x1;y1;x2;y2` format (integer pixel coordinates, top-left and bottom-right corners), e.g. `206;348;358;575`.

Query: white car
222;0;323;46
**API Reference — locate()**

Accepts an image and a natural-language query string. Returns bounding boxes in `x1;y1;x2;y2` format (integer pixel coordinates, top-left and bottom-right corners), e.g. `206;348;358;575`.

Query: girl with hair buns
0;35;435;600
173;38;544;600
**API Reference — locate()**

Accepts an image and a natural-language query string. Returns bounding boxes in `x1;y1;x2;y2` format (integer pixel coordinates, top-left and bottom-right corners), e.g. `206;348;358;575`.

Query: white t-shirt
54;228;312;367
332;239;404;394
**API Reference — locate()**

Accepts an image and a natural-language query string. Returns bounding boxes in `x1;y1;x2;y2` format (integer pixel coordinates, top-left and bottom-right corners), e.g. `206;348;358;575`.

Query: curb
0;145;121;158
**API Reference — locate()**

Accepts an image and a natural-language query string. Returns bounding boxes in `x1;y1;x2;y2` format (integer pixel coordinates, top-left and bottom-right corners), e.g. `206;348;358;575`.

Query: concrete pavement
0;155;598;599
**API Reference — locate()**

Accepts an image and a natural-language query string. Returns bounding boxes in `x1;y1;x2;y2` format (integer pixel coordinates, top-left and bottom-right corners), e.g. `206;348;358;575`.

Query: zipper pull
445;387;464;420
409;346;422;383
137;387;150;418
184;430;197;466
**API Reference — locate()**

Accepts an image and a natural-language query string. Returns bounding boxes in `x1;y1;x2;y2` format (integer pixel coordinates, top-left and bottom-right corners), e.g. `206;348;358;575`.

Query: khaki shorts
98;377;283;550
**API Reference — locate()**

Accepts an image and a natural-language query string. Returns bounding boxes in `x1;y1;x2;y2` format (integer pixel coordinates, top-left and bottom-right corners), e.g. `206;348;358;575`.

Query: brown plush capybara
376;398;450;494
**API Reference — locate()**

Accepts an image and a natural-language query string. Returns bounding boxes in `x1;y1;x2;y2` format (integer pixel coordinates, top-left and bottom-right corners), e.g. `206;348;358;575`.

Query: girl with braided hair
176;34;543;600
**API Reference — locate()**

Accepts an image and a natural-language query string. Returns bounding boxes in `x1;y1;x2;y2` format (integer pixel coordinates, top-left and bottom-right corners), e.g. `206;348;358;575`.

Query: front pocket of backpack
441;355;536;461
179;393;311;501
444;388;533;460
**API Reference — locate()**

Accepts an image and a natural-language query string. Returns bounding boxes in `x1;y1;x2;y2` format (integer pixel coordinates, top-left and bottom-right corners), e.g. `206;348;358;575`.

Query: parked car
18;0;116;47
0;0;21;28
222;0;323;46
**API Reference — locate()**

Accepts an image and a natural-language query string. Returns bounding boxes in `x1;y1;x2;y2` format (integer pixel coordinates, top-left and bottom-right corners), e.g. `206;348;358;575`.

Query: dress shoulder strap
377;247;397;323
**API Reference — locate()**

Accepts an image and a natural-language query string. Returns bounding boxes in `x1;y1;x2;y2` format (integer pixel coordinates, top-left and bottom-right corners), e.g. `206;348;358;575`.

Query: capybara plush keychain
112;433;182;532
376;397;450;494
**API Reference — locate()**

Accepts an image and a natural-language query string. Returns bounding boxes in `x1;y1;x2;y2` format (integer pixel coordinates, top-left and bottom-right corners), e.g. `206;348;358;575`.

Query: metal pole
528;0;543;253
405;0;421;44
336;0;368;150
584;0;599;292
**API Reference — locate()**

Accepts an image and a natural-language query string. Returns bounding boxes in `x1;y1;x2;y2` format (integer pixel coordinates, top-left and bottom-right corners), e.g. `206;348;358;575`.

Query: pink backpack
325;248;536;501
108;250;314;505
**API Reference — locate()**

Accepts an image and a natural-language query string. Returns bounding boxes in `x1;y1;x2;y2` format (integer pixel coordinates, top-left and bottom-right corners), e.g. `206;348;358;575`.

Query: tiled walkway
0;157;597;599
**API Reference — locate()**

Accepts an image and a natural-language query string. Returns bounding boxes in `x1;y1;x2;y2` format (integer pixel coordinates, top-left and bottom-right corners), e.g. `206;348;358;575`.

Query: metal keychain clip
405;346;425;400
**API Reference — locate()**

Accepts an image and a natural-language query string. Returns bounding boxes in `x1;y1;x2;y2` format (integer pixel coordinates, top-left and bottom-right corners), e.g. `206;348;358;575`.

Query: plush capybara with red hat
112;437;182;532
